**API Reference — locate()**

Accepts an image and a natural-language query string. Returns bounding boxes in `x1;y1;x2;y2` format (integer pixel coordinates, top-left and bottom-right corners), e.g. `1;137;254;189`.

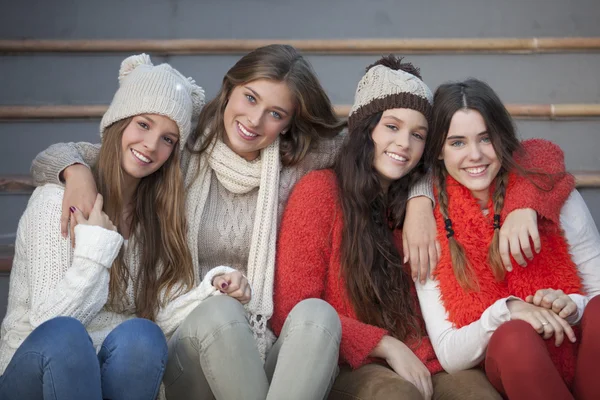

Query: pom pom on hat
365;55;422;79
118;53;153;83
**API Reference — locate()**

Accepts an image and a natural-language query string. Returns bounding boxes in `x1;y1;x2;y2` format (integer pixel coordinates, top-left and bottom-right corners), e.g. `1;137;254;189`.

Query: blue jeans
0;316;168;400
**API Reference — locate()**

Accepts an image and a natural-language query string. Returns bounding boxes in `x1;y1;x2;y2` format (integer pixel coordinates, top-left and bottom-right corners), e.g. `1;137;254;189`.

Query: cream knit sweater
30;133;433;360
0;184;232;375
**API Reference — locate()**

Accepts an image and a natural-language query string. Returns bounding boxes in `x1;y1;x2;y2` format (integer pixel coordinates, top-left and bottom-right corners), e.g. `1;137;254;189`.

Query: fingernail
69;206;76;213
413;276;417;283
219;289;225;293
221;282;228;289
404;256;408;264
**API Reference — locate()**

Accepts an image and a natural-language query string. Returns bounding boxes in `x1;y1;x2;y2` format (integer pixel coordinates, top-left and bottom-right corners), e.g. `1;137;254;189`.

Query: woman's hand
213;271;252;304
71;193;117;232
507;299;576;346
403;196;441;284
525;289;577;320
371;335;432;400
498;208;541;271
61;164;98;243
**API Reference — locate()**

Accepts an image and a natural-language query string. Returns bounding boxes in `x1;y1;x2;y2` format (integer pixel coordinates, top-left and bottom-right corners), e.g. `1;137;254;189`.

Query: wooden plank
0;105;106;120
0;244;13;273
574;171;600;188
0;175;34;194
1;171;599;195
2;104;600;121
1;38;600;54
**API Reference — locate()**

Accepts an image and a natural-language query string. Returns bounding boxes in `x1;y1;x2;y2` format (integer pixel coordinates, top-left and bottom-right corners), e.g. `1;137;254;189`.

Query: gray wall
1;0;599;317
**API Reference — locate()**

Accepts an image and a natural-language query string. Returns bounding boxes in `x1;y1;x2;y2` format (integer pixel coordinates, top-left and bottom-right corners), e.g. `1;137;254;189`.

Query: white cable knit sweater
0;184;232;375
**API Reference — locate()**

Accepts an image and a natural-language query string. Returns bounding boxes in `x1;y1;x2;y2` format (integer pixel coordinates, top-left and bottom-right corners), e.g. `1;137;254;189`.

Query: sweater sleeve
503;139;575;224
416;278;514;373
559;190;600;324
31;142;101;186
408;170;434;203
273;170;387;369
155;265;237;338
19;186;123;328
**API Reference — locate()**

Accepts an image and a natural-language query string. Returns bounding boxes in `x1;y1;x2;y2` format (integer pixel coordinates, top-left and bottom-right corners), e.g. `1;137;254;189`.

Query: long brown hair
334;109;425;341
187;44;345;167
96;118;194;320
426;79;553;290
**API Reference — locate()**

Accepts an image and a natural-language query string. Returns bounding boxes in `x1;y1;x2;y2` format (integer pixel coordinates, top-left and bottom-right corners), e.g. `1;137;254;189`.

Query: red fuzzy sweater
272;169;442;372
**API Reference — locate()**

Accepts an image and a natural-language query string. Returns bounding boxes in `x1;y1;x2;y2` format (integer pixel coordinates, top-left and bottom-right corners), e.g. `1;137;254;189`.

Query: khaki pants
164;296;341;400
329;364;502;400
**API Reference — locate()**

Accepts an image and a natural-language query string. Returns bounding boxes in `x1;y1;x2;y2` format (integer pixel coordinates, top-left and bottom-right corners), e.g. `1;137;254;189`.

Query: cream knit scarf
184;134;281;360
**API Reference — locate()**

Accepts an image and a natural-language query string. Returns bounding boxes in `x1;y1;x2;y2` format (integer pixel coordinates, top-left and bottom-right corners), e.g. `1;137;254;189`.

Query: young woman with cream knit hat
273;55;503;400
0;54;206;399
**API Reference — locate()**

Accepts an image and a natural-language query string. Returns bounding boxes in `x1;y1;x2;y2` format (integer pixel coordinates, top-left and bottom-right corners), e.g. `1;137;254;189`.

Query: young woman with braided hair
417;78;600;400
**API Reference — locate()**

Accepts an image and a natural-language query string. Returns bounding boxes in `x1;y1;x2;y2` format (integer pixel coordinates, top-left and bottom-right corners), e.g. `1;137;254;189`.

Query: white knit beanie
348;55;433;131
100;53;205;148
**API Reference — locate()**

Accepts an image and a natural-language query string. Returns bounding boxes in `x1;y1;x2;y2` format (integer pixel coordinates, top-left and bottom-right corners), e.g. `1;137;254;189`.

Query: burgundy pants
485;295;600;400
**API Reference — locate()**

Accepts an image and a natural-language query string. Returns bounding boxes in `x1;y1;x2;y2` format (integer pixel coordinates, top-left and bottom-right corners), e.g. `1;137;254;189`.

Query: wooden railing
0;245;13;273
2;172;599;195
2;104;600;121
2;38;600;54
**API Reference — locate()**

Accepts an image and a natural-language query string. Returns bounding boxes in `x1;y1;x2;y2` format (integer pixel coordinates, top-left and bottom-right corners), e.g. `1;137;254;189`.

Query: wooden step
2;104;600;121
0;244;13;274
1;37;600;55
1;172;600;195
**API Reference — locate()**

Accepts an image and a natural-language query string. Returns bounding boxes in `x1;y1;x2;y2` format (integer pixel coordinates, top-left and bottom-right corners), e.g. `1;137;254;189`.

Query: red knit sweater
272;169;442;372
272;139;573;372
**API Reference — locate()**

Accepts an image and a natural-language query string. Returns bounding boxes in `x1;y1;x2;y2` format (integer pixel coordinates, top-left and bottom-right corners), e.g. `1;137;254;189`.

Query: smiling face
440;109;501;205
120;114;179;183
371;108;428;192
222;78;295;161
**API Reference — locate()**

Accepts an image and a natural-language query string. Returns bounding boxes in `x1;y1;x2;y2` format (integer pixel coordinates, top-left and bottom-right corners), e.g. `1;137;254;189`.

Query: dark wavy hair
333;56;427;340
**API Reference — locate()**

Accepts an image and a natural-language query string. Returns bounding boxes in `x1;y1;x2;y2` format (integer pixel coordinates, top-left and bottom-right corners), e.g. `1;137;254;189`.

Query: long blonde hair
96;118;194;320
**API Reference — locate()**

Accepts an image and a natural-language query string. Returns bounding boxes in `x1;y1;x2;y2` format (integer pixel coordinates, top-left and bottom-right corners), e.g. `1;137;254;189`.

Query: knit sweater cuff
73;225;124;268
408;171;434;204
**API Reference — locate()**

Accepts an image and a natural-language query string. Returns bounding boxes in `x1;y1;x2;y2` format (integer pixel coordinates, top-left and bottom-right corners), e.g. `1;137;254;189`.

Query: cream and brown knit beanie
348;55;433;131
100;53;205;148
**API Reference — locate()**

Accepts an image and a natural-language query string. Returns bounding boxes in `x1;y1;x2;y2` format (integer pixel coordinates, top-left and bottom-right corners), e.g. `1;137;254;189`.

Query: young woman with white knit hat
0;54;205;399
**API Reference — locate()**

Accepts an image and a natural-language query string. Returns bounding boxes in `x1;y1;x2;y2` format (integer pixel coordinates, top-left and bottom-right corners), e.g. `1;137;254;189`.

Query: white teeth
131;149;151;164
465;166;486;174
385;152;407;162
238;122;258;137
